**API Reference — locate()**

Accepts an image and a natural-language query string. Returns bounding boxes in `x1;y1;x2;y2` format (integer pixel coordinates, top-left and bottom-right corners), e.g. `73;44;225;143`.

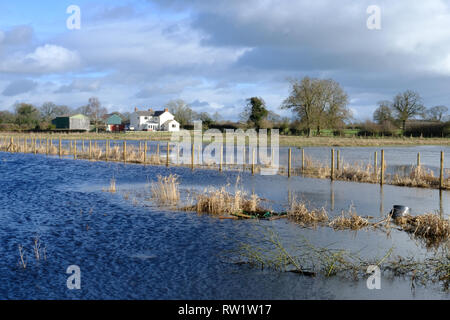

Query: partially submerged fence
0;136;448;190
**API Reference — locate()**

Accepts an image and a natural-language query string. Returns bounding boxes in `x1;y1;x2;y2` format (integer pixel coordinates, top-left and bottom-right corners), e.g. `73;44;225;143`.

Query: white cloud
0;44;81;74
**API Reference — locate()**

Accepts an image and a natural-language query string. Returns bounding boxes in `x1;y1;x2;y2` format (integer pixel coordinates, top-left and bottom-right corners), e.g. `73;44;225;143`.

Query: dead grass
192;187;262;216
394;213;450;248
391;166;450;190
329;208;370;231
150;174;180;206
109;178;116;193
287;199;328;226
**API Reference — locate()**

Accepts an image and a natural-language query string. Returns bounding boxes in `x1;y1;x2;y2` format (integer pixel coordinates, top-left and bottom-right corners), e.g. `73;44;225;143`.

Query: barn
104;113;125;132
52;114;90;131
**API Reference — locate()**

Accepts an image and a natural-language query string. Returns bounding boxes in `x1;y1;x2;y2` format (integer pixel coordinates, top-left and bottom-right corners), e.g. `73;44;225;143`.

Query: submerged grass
232;225;450;290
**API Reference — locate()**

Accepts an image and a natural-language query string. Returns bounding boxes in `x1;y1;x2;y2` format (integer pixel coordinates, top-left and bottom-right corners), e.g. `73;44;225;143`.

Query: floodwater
0;149;448;300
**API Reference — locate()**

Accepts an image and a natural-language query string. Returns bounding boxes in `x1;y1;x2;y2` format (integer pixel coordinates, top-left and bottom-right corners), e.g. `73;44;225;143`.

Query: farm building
52;114;90;131
130;107;180;132
104;113;125;132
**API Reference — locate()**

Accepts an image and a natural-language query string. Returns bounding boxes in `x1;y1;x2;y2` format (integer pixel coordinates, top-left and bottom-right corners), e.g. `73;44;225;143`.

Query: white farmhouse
130;107;180;132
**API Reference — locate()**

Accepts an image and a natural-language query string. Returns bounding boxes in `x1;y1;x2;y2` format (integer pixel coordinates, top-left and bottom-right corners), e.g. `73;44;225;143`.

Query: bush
404;121;449;137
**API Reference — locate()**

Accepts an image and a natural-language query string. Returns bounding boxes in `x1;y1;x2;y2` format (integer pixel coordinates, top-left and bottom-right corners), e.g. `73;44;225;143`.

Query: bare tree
40;102;57;122
85;97;107;133
166;99;196;127
373;100;393;125
40;102;71;122
391;90;425;133
426;105;448;122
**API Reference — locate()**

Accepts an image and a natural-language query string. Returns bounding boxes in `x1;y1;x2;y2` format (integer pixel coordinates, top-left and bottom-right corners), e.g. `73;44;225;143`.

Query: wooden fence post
380;149;385;185
252;147;255;176
440;151;444;189
166;142;170;167
302;148;305;173
157;143;160;163
331;149;335;180
243;146;246;171
417;152;421;167
219;144;223;172
191;143;194;170
374;151;377;174
143;141;147;164
123;141;127;163
106;140;109;162
288;148;292;177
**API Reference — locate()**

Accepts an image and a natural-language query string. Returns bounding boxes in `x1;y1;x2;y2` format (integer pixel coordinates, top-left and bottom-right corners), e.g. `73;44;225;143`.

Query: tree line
0;77;449;136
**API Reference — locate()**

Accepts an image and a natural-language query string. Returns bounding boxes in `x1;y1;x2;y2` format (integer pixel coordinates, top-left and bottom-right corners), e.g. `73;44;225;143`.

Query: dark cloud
1;25;33;46
2;79;37;96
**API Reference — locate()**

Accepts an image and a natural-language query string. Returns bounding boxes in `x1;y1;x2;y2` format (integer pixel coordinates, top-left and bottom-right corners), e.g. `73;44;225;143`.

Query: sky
1;0;450;121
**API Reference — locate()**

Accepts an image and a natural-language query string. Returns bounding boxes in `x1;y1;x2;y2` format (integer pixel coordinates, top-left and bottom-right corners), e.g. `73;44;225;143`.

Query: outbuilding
52;114;90;131
104;113;125;132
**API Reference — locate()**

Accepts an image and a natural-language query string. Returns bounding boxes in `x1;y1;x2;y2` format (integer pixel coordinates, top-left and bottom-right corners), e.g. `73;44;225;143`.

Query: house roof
136;111;155;117
104;113;124;125
135;110;169;117
153;111;166;117
54;114;89;119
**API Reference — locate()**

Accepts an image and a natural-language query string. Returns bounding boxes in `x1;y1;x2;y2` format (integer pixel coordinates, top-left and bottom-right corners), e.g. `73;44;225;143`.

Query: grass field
0;131;448;147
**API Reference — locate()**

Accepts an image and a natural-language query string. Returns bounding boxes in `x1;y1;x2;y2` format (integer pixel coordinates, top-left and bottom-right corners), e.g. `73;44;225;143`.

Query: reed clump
301;156;330;178
150;174;180;205
287;199;328;226
109;178;116;193
329;207;370;231
192;187;263;216
335;163;378;183
393;213;450;247
391;166;449;190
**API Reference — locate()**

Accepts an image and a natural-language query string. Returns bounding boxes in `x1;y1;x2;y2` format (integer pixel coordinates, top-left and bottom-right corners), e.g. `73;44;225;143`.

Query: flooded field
0;149;448;299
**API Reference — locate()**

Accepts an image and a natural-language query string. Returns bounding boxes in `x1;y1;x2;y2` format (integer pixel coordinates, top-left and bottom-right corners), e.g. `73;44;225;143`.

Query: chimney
164;108;168;112
135;107;138;112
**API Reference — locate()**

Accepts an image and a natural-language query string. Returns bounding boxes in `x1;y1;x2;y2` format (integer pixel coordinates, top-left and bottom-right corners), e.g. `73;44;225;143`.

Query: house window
145;117;148;120
172;124;176;128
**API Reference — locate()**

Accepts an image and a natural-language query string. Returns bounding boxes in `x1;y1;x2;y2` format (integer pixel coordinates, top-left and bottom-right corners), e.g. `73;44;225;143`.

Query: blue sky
1;0;450;120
